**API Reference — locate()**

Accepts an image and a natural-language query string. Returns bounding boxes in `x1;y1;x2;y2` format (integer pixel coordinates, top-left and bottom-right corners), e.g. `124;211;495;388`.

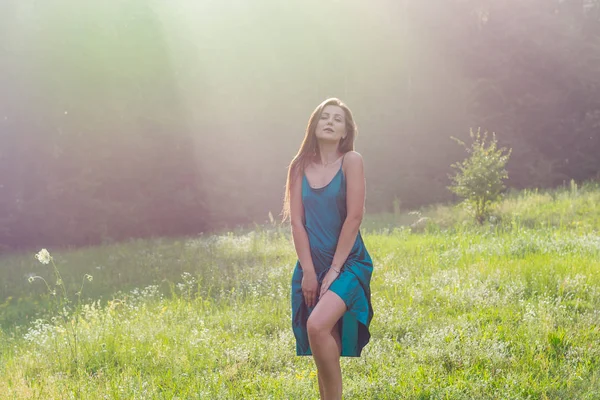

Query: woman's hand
302;270;318;308
319;267;340;299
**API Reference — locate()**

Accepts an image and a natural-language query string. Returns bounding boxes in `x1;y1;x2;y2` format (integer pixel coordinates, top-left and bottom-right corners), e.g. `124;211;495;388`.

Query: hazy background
1;0;599;249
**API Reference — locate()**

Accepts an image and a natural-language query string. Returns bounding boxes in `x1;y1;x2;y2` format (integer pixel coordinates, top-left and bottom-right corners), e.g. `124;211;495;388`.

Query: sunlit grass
1;182;600;398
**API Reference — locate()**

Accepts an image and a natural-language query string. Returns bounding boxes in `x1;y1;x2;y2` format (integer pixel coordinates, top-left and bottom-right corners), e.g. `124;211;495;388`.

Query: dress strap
340;153;346;169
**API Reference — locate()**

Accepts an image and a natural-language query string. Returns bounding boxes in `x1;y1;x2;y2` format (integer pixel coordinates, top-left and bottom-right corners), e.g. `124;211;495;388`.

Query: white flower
35;249;52;264
85;274;93;282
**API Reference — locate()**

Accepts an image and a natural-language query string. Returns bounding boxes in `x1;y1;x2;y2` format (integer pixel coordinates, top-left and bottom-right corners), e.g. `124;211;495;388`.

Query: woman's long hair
282;98;358;222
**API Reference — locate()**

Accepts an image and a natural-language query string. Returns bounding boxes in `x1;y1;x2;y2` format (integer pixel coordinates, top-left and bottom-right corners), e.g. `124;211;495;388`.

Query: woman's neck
317;142;342;165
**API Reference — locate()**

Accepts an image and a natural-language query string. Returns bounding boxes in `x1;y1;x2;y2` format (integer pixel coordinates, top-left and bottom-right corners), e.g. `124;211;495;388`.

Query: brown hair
282;98;358;221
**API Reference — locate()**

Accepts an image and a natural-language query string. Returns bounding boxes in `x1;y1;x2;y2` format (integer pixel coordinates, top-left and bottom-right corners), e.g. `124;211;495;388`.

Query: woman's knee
306;315;328;342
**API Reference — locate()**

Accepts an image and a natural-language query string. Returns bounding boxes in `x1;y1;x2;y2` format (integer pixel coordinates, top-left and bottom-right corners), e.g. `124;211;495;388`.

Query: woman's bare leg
317;322;342;398
307;291;346;400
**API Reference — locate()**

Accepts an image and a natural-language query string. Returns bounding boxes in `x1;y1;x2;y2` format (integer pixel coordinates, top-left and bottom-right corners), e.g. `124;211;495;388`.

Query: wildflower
85;274;93;282
28;276;35;283
35;249;52;264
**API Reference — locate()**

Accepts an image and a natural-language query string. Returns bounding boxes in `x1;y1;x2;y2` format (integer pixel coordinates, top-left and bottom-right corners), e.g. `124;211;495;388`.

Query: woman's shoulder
343;151;363;166
342;151;364;180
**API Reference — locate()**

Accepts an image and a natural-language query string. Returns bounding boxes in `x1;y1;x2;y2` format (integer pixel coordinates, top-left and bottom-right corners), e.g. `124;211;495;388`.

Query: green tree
449;128;512;224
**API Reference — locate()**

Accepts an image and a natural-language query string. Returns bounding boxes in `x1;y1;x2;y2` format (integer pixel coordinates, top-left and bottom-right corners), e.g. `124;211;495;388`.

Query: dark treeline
1;0;599;249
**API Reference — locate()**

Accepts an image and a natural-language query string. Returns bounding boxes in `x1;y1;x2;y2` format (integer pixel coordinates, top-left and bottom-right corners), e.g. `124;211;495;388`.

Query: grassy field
1;182;599;399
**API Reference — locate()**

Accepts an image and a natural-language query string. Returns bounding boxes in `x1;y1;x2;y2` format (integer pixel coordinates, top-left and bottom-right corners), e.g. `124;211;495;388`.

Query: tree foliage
449;128;511;224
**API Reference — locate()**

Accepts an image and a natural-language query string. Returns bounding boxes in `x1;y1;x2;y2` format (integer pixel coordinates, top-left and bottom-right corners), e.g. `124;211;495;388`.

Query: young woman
283;98;374;400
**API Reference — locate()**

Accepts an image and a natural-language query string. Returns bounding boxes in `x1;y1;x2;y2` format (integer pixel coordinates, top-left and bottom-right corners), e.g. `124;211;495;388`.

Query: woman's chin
316;134;341;143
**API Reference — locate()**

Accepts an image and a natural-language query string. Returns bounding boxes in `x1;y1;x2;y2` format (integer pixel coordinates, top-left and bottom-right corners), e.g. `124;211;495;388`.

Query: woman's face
315;105;346;143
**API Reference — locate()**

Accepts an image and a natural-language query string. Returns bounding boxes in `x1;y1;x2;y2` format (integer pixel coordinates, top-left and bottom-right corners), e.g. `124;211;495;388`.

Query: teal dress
291;157;374;357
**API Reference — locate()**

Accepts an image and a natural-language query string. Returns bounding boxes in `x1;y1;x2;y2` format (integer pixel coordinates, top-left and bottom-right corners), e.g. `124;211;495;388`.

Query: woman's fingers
304;289;315;307
305;270;339;305
320;279;330;299
320;269;339;298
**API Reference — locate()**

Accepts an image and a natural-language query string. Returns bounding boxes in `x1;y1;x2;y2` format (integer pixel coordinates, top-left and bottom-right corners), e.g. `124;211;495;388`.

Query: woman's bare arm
290;166;318;306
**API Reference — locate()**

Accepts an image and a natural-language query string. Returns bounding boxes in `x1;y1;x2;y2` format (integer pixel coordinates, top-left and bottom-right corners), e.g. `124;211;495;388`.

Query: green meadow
1;182;599;399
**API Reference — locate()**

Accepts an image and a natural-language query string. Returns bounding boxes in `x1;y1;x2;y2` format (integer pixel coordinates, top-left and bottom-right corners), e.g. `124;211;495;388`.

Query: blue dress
291;157;374;357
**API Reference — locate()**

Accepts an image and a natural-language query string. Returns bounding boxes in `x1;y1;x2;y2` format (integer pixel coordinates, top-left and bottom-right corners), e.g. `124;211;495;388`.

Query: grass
1;181;600;399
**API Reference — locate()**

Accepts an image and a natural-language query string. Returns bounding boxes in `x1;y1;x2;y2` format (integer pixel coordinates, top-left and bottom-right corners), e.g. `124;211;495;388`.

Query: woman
283;98;374;400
